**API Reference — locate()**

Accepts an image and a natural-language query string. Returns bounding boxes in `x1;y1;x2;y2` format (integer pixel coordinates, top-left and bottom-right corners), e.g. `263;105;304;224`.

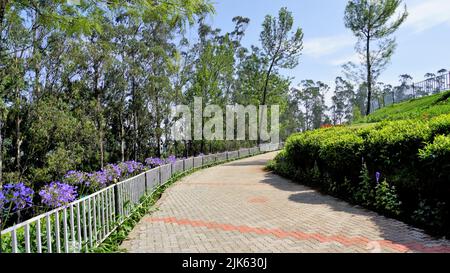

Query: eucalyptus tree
186;22;236;153
344;0;408;115
331;77;355;125
399;74;413;99
293;80;328;130
0;0;214;184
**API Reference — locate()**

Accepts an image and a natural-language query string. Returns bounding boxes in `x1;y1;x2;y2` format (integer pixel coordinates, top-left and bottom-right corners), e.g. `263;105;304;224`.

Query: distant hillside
356;90;450;123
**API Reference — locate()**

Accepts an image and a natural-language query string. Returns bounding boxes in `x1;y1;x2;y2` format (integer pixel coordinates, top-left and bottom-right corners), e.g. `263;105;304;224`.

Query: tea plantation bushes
270;115;450;236
356;90;450;123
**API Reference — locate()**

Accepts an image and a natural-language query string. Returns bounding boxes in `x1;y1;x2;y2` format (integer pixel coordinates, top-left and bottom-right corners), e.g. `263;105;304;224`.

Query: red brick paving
121;152;450;253
143;217;450;253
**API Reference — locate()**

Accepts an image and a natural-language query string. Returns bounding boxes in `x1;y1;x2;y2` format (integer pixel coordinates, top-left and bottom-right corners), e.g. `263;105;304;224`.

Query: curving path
121;152;450;253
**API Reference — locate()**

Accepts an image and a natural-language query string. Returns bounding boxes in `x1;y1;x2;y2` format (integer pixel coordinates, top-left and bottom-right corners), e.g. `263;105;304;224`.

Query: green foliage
259;7;303;105
344;0;408;114
419;135;450;160
25;97;97;183
271;113;450;236
412;200;448;231
353;163;374;206
374;180;401;216
357;90;450;123
0;0;296;188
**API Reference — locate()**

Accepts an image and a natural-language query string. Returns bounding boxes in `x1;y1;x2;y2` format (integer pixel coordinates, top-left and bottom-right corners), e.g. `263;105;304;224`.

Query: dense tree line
0;1;304;186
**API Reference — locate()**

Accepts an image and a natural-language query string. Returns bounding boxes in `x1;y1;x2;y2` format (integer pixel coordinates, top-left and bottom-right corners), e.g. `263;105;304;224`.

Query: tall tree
260;7;303;107
344;0;408;115
293;80;328;130
331;77;355;125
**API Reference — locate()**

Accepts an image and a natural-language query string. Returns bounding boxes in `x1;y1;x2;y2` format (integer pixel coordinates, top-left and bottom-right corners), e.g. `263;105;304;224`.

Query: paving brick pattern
121;152;450;253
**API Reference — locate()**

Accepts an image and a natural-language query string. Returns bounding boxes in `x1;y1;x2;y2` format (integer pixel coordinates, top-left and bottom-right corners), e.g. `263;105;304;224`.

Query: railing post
113;185;121;219
144;171;148;194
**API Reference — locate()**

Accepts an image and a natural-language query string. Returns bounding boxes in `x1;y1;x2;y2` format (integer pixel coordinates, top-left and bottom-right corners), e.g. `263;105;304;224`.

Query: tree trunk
155;93;161;158
262;60;275;106
131;78;139;161
258;59;276;145
14;84;22;173
97;94;104;169
183;140;188;158
366;36;372;116
120;112;125;162
32;9;41;99
94;63;104;169
15;115;21;172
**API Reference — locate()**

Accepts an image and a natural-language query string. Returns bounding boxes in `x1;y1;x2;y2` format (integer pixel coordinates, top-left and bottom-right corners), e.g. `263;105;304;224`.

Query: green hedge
270;114;450;236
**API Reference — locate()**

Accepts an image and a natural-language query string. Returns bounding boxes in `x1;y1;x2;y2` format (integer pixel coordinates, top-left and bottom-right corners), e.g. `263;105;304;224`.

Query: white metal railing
0;144;283;253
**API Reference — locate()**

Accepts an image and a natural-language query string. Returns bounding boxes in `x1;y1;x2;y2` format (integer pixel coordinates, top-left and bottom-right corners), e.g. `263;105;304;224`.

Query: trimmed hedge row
269;114;450;236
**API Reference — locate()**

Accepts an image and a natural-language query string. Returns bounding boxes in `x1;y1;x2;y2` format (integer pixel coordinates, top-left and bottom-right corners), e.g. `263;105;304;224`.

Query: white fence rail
0;144;283;253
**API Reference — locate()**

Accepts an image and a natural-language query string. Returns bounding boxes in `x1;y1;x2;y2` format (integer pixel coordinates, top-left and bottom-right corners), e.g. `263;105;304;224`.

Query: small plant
353;163;374;206
374;180;401;216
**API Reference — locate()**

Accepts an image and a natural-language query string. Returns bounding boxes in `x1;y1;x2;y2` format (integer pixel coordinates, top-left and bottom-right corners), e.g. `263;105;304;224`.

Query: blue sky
194;0;450;93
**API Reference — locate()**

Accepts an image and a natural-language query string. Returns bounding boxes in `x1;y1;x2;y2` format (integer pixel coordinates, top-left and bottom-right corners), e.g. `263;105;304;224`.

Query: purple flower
375;172;381;184
39;182;77;208
0;191;5;211
0;182;34;212
145;157;164;168
166;155;177;164
103;163;122;183
119;161;144;175
86;171;108;190
63;170;86;186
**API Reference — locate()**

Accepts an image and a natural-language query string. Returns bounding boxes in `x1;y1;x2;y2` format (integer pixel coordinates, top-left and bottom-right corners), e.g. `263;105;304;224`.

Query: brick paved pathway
121;152;450;253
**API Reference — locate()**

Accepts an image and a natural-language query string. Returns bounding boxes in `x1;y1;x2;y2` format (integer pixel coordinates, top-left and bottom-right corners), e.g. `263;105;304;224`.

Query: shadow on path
258;170;450;252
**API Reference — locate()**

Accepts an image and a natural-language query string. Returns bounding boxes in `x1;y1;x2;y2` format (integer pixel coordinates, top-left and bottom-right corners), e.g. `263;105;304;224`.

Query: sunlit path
121;152;450;253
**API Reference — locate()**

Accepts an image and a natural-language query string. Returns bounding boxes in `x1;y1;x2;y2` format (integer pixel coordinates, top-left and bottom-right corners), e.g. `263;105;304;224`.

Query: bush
272;117;450;236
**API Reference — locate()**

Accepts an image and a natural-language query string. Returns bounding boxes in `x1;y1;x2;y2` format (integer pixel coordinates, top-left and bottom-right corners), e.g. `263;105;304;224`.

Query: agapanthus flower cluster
39;182;77;208
85;171;108;191
63;170;86;186
0;191;5;211
145;157;165;168
0;182;34;212
119;161;145;175
2;155;179;218
103;163;122;182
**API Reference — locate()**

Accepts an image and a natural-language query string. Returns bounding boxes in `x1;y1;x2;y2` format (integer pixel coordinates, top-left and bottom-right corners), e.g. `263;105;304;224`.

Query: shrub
429;114;450;136
273;115;450;236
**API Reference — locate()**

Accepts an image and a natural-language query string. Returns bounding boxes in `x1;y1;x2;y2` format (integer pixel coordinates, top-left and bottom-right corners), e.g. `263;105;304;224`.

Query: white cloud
303;34;355;58
330;53;361;66
404;0;450;32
